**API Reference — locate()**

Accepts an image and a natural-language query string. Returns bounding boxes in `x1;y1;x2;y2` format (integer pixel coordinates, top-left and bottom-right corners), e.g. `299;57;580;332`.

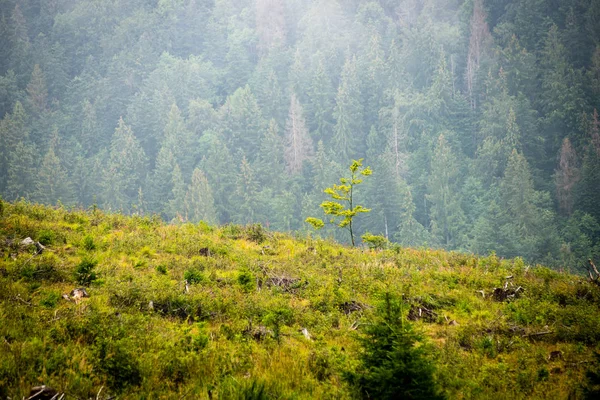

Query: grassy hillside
1;200;599;399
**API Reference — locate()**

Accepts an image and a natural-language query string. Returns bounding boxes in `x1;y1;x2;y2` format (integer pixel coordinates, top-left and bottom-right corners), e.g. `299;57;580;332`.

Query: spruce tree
233;155;261;224
80;99;101;157
219;85;266;159
162;103;194;177
306;54;335;140
257;119;285;185
200;132;237;223
26;64;48;114
333;55;363;161
426;134;465;248
349;293;445;400
184;167;218;225
101;118;147;213
167;163;186;222
34;138;73;205
0;101;31;196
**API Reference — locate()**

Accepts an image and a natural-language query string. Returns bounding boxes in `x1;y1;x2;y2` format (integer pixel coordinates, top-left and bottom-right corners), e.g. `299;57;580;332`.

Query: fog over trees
1;0;599;267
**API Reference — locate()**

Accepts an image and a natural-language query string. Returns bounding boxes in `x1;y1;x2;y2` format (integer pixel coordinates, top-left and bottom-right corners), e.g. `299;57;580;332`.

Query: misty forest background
1;0;599;267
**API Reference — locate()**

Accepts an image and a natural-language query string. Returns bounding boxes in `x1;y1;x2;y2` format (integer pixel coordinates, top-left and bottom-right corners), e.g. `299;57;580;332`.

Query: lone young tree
306;158;372;246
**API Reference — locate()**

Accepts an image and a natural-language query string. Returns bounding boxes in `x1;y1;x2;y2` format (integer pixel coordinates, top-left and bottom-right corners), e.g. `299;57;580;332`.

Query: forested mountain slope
1;0;600;266
1;201;600;398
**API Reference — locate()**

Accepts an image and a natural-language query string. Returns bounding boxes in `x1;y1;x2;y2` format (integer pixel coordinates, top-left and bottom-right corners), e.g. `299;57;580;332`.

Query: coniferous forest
1;0;600;268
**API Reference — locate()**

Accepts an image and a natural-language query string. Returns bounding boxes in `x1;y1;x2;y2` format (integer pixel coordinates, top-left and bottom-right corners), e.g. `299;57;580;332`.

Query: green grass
0;200;599;399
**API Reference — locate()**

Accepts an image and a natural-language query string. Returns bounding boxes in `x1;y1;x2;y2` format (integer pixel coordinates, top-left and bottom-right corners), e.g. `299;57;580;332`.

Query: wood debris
26;385;61;400
587;259;599;286
339;300;367;315
407;304;438;322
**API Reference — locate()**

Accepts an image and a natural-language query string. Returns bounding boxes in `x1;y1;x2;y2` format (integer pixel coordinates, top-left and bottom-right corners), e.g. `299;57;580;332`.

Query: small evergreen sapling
306;159;372;246
347;293;445;400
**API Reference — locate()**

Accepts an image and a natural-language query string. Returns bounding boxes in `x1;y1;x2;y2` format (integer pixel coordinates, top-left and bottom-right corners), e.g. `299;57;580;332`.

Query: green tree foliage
102;118;147;212
184;168;218;225
500;149;560;261
167;163;186;222
306;159;372;246
0;102;28;192
34;134;74;205
348;293;444;400
220;85;266;159
26;64;48;115
200;132;236;222
427;134;465;248
80;99;101;157
333;55;363;162
256;119;285;185
539;24;586;154
306;54;335;140
233;156;261;224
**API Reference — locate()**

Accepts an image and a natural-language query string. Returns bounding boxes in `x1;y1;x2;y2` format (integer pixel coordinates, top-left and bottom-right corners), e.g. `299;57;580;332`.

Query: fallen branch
587;259;600;286
13;294;32;306
522;330;554;338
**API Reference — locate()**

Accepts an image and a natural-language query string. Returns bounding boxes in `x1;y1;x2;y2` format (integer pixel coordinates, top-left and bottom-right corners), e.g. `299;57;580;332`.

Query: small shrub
184;268;204;284
40;290;61;308
192;324;210;350
537;367;549;381
160;351;193;385
308;348;334;381
221;224;243;240
237;269;255;292
583;352;600;399
263;307;293;343
197;220;213;233
82;235;96;251
220;378;269;400
94;338;142;392
245;224;266;244
140;246;154;257
156;264;168;275
20;253;62;282
362;232;388;250
37;229;56;246
75;257;98;285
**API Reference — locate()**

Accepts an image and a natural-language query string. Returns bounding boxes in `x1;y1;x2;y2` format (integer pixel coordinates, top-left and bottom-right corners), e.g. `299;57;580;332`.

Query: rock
27;385;59;400
20;237;44;253
301;327;311;340
21;237;35;246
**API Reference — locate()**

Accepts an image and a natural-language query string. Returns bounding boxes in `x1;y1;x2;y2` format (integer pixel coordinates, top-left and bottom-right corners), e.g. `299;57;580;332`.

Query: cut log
27;385;59;400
